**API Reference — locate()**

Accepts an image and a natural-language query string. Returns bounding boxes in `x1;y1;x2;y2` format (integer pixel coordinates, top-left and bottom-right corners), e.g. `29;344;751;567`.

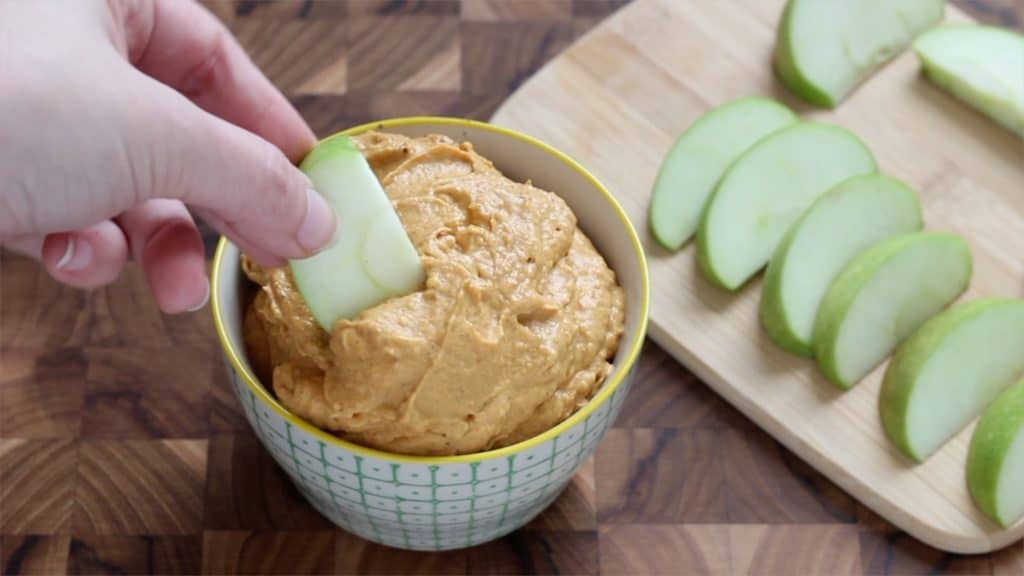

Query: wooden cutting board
492;0;1024;555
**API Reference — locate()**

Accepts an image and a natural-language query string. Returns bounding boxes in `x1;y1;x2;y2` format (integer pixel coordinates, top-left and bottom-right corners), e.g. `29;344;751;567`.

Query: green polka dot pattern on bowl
228;366;634;550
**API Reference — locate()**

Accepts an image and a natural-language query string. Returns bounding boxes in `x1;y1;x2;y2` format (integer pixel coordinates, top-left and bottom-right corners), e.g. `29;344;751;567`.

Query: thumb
134;76;336;262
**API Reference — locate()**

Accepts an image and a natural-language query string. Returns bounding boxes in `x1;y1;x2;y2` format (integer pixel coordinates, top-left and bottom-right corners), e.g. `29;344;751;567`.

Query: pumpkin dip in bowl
243;129;626;457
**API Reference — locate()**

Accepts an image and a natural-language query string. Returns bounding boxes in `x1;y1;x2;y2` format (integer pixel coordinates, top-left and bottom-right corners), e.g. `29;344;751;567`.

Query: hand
0;0;337;313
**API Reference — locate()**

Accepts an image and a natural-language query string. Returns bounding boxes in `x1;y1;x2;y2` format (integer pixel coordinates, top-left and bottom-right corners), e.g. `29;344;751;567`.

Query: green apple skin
968;380;1024;528
915;25;1024;138
812;232;972;390
697;122;876;291
761;174;923;357
696;228;733;291
300;132;356;172
649;97;797;252
879;299;1024;462
776;0;946;108
696;225;736;291
761;254;810;355
775;0;835;108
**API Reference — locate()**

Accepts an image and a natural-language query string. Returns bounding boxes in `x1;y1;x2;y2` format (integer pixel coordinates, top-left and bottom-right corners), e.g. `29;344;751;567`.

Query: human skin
0;0;337;313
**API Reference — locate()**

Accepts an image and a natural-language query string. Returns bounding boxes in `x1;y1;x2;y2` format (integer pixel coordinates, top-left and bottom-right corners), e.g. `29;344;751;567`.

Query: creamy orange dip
243;132;625;456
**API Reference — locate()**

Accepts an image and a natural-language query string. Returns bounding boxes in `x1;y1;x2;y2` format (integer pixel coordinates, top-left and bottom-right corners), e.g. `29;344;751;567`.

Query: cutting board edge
646;323;1024;555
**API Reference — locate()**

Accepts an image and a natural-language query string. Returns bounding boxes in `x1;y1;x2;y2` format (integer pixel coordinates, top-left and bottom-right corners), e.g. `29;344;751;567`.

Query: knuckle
178;26;232;100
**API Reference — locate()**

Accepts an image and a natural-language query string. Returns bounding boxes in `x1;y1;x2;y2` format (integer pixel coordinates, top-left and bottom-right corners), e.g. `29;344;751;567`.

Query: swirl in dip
243;131;625;456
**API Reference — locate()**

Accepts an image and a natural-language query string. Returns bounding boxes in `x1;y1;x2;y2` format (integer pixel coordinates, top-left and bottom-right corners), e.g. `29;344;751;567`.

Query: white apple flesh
698;122;876;291
649;97;797;252
761;174;923;356
880;299;1024;462
813;232;972;389
290;135;425;330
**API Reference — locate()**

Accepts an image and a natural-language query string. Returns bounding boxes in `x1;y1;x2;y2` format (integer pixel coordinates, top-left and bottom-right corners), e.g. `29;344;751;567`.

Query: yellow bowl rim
210;115;651;465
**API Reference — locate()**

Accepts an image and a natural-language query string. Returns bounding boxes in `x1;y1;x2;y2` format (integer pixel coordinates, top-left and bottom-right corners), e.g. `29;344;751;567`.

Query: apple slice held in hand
761;174;923;356
968;380;1024;528
649;97;797;251
880;299;1024;462
813;232;971;390
698;122;876;291
914;25;1024;138
290;135;425;330
775;0;946;107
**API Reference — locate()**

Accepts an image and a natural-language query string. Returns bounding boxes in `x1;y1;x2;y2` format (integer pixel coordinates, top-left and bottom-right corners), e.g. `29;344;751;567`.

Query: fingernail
187;280;211;312
56;236;93;272
297;188;337;253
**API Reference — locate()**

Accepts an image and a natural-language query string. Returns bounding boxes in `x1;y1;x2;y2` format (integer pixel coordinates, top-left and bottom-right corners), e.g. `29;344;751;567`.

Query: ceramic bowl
211;117;649;550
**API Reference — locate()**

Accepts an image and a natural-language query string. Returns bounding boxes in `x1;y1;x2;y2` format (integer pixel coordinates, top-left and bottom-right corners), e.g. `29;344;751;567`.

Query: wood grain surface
492;0;1024;556
1;0;1022;574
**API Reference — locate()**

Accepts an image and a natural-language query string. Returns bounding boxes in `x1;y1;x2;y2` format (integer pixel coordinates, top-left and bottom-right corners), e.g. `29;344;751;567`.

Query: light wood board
492;0;1024;555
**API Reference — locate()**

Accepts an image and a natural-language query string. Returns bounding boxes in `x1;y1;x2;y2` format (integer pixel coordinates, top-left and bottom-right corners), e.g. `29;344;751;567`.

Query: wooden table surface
1;1;1022;574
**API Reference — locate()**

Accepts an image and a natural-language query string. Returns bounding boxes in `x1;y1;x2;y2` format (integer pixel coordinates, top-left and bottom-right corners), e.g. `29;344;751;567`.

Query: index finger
118;0;315;162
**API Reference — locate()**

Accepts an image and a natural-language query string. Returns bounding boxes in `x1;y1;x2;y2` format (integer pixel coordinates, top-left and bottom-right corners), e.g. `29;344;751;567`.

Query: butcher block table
1;1;1022;574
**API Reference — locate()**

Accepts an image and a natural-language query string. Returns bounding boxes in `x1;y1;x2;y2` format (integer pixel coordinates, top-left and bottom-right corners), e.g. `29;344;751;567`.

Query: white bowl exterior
214;120;646;550
225;356;634;550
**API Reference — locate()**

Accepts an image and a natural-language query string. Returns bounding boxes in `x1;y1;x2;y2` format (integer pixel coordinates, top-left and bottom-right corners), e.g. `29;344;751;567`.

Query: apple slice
761;174;923;356
290;135;425;330
914;25;1024;137
813;232;971;389
649;97;797;251
698;122;876;290
968;380;1024;527
776;0;946;107
879;299;1024;462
